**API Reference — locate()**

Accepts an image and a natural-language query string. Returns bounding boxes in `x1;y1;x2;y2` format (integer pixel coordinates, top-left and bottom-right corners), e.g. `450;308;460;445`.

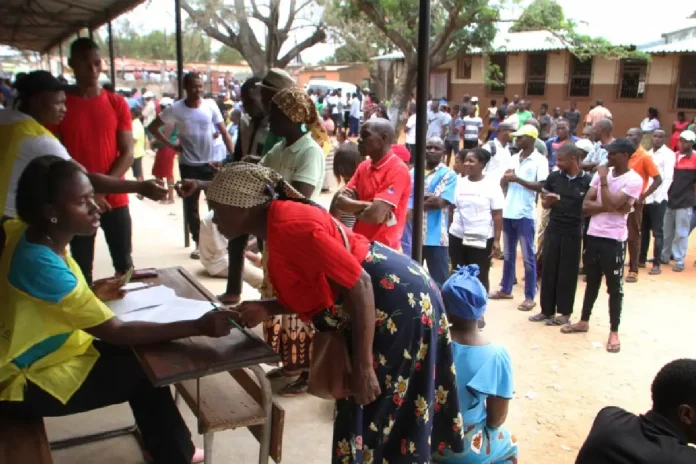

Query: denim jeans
422;246;450;288
661;207;693;266
501;218;537;299
691;206;696;234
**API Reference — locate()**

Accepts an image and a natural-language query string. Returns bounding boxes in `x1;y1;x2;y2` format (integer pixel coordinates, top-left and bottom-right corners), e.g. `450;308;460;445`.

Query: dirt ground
46;153;696;463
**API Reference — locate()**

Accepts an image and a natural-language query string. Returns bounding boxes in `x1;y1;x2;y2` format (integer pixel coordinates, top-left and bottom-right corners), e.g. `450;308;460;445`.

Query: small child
330;142;361;229
131;106;146;199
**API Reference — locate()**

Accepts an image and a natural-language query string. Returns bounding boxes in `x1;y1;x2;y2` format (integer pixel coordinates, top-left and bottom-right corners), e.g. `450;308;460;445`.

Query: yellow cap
511;125;539;140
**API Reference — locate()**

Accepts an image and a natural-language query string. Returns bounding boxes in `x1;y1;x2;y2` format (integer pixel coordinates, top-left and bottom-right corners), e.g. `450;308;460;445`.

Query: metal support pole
411;0;431;264
107;15;116;85
88;28;94;41
58;44;64;76
175;0;190;248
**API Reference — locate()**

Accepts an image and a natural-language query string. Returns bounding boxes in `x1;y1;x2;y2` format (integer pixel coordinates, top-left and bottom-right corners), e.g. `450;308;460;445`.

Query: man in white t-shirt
492;125;549;311
149;72;235;258
482;122;513;181
405;102;417;160
427;101;448;139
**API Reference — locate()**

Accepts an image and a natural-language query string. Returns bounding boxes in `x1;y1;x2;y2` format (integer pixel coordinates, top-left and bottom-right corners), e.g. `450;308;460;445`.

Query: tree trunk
387;60;418;134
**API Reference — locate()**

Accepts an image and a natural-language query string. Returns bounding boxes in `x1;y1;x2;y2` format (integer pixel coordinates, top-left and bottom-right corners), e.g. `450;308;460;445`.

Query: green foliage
110;19;212;62
690;10;696;19
214;46;244;64
510;0;564;33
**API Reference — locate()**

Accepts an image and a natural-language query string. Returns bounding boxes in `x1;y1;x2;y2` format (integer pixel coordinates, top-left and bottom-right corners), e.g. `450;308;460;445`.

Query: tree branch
249;0;270;26
355;1;415;60
276;26;327;68
181;0;239;48
430;4;466;57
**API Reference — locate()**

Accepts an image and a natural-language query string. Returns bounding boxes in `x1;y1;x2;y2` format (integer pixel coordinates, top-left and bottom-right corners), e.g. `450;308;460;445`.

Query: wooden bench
175;366;285;464
0;415;53;463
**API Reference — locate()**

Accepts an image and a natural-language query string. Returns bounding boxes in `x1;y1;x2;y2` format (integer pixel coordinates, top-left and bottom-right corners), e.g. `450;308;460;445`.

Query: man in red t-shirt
56;38;135;284
332;119;411;250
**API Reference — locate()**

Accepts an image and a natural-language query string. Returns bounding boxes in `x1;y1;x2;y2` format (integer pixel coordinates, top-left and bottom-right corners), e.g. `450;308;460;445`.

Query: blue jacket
546;135;579;169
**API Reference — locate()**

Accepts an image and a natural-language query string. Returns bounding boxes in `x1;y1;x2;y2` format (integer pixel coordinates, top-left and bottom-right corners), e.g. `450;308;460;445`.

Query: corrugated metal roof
0;0;146;52
642;37;696;53
491;30;566;53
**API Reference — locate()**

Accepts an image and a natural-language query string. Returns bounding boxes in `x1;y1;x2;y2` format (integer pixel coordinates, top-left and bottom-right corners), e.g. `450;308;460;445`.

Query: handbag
307;218;353;400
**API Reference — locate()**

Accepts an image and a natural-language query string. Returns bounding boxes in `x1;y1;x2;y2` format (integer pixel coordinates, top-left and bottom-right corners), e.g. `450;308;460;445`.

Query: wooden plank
175;374;267;434
230;370;285;463
133;267;279;387
0;416;53;463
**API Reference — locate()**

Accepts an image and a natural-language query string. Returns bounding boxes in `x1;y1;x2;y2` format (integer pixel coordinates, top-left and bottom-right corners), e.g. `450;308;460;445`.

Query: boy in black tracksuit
529;143;591;326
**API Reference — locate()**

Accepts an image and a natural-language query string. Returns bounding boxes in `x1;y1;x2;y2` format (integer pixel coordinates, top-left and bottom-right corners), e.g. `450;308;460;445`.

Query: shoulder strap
330;217;351;253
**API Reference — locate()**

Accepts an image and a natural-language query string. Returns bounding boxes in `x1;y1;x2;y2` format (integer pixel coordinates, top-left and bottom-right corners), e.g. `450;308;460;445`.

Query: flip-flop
606;342;621;353
561;324;588;334
517;301;536;312
545;316;570;326
649;267;661;275
528;313;548;322
279;378;309;397
489;291;513;300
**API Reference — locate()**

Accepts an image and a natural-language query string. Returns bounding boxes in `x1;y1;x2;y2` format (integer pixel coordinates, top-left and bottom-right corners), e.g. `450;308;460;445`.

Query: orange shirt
629;146;660;194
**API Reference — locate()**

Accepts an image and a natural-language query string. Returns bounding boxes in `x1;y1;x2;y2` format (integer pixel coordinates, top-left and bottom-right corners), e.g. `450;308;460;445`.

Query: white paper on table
106;285;177;316
119;297;215;324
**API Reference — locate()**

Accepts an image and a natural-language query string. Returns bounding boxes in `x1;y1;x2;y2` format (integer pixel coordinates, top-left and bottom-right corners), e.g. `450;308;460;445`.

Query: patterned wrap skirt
312;242;466;463
260;248;314;373
434;421;518;464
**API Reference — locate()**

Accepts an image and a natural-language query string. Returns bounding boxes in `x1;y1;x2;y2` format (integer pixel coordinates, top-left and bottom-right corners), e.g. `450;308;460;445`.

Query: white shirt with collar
646;144;675;204
350;98;361;119
503;150;549;220
482;138;512;182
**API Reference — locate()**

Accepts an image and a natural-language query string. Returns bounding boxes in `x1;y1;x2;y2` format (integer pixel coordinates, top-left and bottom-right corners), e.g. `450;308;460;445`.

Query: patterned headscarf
207;162;303;209
272;86;332;154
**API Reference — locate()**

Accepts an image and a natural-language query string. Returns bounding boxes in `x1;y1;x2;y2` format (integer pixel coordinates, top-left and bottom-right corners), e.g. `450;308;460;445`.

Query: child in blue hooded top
434;265;519;464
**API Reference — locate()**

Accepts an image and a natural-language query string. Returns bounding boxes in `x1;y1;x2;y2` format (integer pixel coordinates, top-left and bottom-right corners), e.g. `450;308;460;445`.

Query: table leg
246;365;272;464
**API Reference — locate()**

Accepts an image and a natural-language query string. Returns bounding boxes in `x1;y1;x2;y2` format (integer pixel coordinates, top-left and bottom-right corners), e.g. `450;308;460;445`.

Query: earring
50;217;57;224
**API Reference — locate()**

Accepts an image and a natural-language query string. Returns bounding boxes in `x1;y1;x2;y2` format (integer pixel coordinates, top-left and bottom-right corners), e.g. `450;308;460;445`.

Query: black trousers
463;139;479;149
540;230;582;317
180;164;216;245
0;342;194;464
225;233;249;296
444;140;460;165
448;233;493;292
639;201;667;264
70;205;133;286
581;236;626;332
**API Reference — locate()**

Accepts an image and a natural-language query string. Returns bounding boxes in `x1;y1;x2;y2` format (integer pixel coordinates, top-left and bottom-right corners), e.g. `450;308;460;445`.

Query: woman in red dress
670;112;690;152
184;163;467;463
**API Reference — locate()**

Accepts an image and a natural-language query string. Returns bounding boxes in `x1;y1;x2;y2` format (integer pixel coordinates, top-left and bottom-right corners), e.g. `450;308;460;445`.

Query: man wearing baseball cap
562;137;642;354
491;124;549;311
661;130;696;272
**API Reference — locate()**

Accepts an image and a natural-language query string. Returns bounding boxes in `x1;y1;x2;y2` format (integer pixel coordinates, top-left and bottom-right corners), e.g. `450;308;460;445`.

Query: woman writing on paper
0;156;235;464
181;162;467;463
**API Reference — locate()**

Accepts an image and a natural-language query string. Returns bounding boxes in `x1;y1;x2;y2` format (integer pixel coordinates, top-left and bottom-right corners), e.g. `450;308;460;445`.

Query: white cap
159;96;174;106
680;130;696;142
471;96;479;102
143;90;155;98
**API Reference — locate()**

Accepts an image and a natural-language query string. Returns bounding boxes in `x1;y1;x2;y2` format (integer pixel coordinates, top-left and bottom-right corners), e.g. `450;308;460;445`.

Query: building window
568;55;592;97
526;52;547;96
488;54;507;95
676;55;696;109
618;59;648;99
456;55;472;79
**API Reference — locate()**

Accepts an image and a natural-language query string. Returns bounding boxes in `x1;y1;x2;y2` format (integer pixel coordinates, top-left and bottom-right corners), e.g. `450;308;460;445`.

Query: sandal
489;291;513;300
545;315;570;326
267;367;291;379
626;272;638;283
606;342;621;353
649;266;661;275
561;323;589;334
517;300;536;312
528;313;548;322
279;377;309;397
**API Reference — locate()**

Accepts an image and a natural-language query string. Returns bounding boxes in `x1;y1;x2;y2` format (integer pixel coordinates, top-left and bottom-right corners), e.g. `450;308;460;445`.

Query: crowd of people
0;34;695;463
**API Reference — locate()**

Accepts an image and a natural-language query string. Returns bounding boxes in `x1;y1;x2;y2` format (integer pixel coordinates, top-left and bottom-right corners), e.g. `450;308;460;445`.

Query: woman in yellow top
0;156;235;464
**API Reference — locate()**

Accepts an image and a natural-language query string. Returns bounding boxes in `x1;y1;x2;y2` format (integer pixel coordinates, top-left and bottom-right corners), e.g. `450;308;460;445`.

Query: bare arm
148;117;178;151
640;174;662;202
424;195;450;211
291;181;315;200
486;396;510;429
335;270;376;373
110;129;135;177
598;176;632;212
217;121;235;154
492;209;503;244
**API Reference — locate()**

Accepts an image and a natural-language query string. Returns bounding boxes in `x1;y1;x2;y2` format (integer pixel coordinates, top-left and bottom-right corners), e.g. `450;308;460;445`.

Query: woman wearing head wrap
253;85;329;395
434;266;518;464
200;162;466;463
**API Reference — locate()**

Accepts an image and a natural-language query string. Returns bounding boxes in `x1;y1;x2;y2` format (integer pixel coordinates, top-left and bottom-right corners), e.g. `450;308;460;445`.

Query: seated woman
182;162;467;463
0;156;235;464
434;265;519;464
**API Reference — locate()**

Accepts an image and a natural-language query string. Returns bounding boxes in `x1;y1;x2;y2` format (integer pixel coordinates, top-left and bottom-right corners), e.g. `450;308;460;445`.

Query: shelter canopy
0;0;145;53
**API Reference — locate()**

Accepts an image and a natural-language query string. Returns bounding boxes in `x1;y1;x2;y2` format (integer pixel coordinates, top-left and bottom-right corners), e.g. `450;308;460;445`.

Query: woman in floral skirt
187;162;466;463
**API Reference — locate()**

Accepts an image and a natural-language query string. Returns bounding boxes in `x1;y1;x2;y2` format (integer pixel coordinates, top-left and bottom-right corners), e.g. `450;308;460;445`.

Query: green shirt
262;132;284;156
260;132;326;202
517;110;533;126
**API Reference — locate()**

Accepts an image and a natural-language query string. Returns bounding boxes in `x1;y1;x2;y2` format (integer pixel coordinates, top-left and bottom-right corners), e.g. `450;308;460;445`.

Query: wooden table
133;266;281;463
134;266;280;387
